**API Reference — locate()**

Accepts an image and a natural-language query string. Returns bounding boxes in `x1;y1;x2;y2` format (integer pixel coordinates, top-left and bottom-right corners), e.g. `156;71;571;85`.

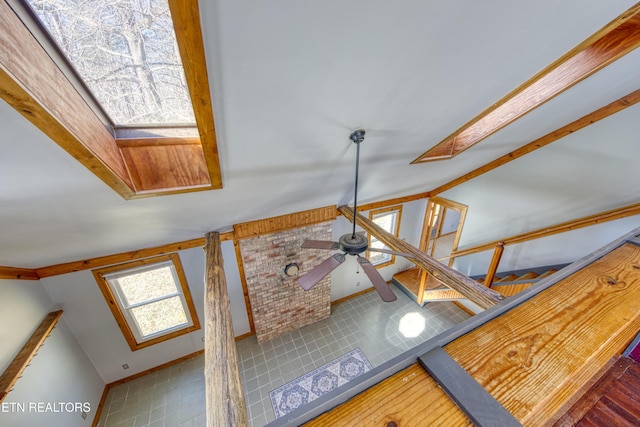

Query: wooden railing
0;310;62;402
483;242;505;286
447;202;640;278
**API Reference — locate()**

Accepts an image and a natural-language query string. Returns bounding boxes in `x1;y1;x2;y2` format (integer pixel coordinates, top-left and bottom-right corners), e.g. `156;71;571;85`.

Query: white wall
0;280;103;427
40;243;249;384
454;216;640;276
330;199;426;301
441;208;461;236
442;103;640;275
32;203;426;386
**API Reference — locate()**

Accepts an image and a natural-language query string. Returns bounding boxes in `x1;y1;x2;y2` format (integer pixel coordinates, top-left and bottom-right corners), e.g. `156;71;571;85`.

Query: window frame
1;0;221;198
93;253;200;351
21;0;196;129
366;205;403;269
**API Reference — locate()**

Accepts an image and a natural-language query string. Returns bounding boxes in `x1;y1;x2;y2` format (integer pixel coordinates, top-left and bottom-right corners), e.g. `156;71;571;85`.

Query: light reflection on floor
236;285;471;426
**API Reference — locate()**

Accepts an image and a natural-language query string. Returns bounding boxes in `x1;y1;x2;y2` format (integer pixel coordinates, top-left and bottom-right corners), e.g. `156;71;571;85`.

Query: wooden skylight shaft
338;205;505;309
0;0;221;198
0;310;63;402
168;0;222;190
430;88;640;195
412;3;640;163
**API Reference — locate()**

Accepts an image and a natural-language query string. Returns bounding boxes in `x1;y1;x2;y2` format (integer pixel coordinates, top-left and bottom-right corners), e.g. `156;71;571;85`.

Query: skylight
24;0;196;127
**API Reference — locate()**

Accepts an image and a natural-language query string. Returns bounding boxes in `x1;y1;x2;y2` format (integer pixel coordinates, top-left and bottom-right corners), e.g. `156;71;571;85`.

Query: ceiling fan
297;129;407;302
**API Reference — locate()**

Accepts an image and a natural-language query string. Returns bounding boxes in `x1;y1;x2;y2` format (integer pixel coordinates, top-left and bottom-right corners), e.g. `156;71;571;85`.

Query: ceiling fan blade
298;253;346;291
368;247;414;258
357;256;397;302
301;240;339;250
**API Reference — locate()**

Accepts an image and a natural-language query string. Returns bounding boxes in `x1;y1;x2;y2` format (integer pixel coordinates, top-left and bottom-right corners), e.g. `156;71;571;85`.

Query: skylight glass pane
25;0;195;126
130;296;188;337
114;265;179;306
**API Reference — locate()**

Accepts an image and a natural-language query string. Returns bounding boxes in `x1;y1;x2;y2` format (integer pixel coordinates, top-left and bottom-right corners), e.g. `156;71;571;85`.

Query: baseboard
331;287;375;306
91;385;109;427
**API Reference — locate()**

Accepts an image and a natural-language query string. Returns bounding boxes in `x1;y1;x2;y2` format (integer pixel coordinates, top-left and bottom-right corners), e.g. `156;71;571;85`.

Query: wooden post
338;206;505;309
484;242;505;287
417;270;427;305
204;232;248;427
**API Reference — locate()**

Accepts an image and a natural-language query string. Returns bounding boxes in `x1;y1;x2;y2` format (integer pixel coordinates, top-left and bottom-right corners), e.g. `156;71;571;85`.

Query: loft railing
440;202;640;287
0;310;63;402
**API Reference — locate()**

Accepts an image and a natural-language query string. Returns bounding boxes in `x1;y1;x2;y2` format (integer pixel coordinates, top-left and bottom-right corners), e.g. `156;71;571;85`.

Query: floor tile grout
98;285;470;427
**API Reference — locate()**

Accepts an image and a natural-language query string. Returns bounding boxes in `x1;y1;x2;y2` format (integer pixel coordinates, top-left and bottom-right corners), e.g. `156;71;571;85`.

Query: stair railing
483;242;505;287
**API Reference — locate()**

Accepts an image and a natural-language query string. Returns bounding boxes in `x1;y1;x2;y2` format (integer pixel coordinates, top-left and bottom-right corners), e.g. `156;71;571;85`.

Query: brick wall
239;222;332;343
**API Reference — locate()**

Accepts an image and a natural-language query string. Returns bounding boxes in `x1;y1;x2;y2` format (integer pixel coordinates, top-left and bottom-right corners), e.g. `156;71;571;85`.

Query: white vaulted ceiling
1;0;639;268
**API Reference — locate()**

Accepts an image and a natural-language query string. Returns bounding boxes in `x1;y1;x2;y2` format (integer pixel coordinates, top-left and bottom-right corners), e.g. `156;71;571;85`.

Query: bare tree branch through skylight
26;0;196;126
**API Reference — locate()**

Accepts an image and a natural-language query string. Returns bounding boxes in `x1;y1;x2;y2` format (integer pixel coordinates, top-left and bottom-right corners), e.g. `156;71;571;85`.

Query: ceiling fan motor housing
349;129;365;144
338;233;368;255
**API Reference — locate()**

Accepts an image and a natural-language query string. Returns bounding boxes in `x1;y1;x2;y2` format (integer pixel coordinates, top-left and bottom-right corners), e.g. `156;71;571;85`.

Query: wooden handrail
338;206;505;309
449;202;640;259
484;242;505;286
0;310;63;402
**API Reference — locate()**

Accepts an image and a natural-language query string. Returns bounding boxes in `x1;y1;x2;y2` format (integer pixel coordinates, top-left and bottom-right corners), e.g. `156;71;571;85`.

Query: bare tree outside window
26;0;196;126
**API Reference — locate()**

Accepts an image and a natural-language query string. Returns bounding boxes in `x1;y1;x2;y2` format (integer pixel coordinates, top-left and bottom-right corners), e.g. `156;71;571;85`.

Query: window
23;0;195;127
93;254;200;351
367;205;402;268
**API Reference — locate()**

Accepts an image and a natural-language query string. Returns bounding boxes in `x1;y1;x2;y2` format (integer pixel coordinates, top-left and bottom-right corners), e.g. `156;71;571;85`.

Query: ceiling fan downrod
349;129;365;239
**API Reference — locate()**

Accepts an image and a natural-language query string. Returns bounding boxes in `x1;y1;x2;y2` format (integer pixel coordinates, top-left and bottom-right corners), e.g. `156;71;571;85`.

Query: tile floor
98;355;206;427
97;285;471;427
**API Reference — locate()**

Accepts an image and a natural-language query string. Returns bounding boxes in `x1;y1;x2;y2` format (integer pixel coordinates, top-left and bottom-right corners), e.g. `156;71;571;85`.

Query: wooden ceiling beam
412;3;640;163
430;88;640;196
355;191;431;212
0;266;39;280
338;205;505;309
35;232;234;278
